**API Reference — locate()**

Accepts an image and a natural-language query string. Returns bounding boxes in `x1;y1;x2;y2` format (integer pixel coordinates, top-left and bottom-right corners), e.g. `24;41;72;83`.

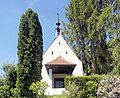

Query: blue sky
0;0;69;75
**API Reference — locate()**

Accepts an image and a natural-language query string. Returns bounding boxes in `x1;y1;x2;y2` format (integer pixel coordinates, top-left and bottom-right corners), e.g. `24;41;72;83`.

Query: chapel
41;15;83;95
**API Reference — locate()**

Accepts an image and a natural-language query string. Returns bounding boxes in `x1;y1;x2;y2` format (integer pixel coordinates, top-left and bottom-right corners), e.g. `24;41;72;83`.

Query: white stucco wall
41;34;83;95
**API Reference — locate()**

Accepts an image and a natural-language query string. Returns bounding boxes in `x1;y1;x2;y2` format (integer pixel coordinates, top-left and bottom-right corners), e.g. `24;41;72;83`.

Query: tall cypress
16;8;43;97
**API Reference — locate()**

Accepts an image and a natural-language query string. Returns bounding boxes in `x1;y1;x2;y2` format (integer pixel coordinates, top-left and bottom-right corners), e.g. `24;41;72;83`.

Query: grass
47;94;68;98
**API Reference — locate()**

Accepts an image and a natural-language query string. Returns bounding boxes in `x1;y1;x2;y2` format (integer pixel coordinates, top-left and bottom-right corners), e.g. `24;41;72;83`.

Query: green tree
108;0;120;75
63;0;118;75
0;63;17;98
16;8;43;97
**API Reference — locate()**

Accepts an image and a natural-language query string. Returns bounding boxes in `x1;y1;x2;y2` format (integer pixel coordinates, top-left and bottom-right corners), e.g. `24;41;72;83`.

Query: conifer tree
16;8;43;97
108;0;120;74
63;0;117;75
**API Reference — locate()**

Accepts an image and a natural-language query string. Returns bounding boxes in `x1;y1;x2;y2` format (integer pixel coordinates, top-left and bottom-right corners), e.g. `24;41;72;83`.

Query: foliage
65;75;103;98
10;88;20;98
29;81;49;98
63;0;120;75
16;8;43;97
2;63;17;88
0;76;5;86
97;76;120;98
0;63;17;98
65;81;79;98
0;85;10;98
108;0;120;74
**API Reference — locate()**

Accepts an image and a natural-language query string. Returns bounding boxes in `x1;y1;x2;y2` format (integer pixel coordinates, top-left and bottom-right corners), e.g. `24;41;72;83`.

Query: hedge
64;75;104;98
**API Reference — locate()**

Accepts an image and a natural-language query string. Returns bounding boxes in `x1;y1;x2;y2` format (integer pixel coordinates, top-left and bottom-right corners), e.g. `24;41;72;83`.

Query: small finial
56;13;60;26
56;13;61;36
57;13;60;23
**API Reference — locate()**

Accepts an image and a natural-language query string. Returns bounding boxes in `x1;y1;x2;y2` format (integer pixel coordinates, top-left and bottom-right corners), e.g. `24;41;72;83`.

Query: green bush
65;75;103;98
65;81;79;98
29;81;49;98
0;85;10;98
97;76;120;98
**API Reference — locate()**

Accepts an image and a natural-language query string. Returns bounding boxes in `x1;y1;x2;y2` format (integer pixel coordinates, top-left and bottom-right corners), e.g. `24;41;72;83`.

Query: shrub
65;75;103;98
65;81;79;98
0;85;10;98
29;81;49;98
97;76;120;98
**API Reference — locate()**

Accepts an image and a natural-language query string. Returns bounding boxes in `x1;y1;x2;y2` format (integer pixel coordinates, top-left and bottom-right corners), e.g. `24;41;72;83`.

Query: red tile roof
46;56;75;65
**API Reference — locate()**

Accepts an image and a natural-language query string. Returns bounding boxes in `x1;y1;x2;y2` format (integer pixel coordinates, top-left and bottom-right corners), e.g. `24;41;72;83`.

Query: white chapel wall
41;35;83;89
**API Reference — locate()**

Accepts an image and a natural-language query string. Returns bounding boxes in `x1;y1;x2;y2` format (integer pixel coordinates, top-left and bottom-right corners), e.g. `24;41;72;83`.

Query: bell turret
55;13;61;37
